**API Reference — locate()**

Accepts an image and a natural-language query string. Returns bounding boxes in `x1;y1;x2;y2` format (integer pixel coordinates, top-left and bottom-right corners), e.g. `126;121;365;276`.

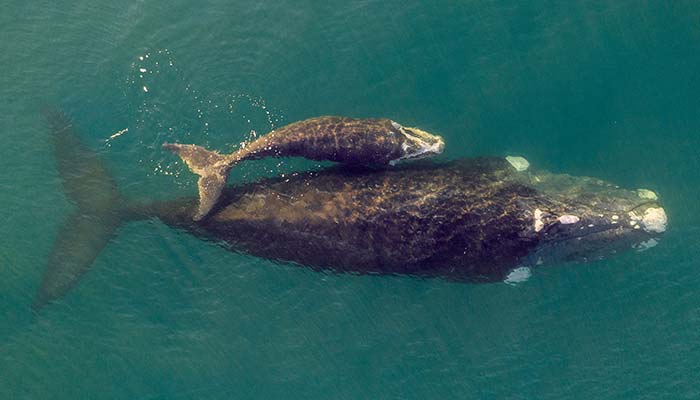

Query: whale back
182;159;542;280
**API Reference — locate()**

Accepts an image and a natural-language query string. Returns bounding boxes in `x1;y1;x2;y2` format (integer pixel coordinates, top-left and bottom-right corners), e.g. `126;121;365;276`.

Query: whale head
520;166;668;266
389;121;445;165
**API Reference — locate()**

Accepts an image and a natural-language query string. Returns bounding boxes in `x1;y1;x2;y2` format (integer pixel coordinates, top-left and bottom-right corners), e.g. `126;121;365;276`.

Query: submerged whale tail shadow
162;142;231;221
34;109;128;311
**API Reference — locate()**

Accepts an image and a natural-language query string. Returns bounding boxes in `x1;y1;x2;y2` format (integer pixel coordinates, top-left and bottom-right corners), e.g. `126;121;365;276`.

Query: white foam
107;128;128;140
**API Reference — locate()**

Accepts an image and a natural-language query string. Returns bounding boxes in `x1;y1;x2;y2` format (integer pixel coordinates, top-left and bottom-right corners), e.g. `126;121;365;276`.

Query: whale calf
163;116;445;220
35;110;667;310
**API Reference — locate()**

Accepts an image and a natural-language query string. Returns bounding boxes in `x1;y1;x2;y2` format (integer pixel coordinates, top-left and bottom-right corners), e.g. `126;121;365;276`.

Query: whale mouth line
537;200;667;253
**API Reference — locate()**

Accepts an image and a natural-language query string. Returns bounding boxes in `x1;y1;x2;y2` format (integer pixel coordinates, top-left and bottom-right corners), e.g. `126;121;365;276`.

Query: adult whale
35;110;668;310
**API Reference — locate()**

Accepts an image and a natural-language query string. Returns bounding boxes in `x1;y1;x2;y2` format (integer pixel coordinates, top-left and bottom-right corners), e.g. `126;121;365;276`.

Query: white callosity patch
558;215;580;224
389;124;444;165
642;207;667;233
505;156;530;172
628;211;641;229
637;189;659;200
534;209;544;232
504;267;532;285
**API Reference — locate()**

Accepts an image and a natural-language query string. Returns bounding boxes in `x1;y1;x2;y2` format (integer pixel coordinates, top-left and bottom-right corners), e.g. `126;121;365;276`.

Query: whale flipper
162;143;230;220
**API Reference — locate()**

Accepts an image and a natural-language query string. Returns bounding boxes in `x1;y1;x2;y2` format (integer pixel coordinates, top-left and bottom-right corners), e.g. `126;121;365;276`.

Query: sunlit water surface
1;2;700;399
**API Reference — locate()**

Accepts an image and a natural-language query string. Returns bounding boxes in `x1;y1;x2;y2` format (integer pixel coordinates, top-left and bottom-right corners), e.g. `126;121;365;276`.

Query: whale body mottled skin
35;110;667;310
141;158;666;279
163;116;445;220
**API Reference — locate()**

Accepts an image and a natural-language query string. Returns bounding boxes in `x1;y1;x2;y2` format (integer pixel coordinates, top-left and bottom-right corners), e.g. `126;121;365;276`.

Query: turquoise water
2;1;700;398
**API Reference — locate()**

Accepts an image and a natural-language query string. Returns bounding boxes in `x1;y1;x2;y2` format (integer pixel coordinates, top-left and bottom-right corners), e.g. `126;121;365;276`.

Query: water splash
123;49;285;185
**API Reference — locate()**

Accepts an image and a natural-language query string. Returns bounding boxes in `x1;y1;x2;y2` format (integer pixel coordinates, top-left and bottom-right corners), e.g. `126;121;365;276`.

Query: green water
2;1;700;398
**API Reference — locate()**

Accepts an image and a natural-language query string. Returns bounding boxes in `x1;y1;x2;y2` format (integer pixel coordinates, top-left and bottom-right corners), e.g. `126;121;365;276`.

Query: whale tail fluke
36;108;128;311
34;211;122;311
162;143;231;221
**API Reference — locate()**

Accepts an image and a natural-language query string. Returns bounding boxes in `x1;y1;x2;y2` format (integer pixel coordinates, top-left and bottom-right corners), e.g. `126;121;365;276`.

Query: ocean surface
2;1;700;399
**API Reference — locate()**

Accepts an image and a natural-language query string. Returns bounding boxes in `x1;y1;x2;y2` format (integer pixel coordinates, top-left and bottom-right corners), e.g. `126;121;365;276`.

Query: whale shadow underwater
35;109;668;310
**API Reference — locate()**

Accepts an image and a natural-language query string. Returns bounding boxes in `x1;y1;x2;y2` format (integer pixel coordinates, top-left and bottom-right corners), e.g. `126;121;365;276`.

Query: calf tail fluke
162;143;231;221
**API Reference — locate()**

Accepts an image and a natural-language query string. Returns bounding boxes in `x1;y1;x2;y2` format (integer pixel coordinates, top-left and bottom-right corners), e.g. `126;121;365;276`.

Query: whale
35;110;667;310
163;116;445;220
